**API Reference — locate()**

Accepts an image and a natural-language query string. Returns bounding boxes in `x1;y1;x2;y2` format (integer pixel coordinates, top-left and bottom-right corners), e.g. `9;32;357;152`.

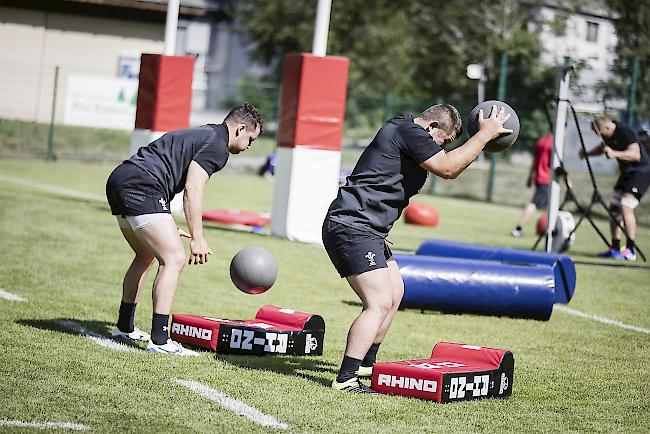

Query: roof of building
2;0;229;19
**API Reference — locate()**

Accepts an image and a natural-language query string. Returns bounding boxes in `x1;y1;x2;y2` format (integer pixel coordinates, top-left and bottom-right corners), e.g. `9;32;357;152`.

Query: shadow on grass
573;260;650;270
203;223;271;237
216;354;337;388
17;318;115;337
341;300;362;308
342;300;448;318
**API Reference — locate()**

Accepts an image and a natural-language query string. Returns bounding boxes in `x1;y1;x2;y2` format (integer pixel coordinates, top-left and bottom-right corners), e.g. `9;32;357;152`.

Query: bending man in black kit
323;104;512;392
581;116;650;261
106;103;262;355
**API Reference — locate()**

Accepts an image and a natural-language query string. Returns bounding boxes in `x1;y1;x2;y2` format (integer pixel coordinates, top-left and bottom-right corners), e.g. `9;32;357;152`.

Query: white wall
534;6;617;102
0;7;164;123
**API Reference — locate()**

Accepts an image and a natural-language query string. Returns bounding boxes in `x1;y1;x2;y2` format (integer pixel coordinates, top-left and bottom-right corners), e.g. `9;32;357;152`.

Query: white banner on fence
63;74;138;130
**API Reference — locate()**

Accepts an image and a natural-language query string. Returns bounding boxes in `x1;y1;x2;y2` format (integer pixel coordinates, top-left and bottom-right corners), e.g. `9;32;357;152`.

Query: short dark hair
419;104;462;138
225;103;263;134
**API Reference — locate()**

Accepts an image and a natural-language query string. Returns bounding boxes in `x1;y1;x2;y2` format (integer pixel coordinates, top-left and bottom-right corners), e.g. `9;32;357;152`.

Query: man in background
581;116;650;260
511;133;553;238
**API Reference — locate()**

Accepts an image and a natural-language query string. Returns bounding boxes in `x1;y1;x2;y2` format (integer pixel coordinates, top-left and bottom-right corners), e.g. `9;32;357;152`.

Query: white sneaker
146;339;199;356
111;327;150;342
511;228;523;238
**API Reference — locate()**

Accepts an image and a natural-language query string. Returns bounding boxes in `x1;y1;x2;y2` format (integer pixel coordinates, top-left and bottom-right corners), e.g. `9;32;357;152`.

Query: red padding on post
135;54;194;131
277;53;349;151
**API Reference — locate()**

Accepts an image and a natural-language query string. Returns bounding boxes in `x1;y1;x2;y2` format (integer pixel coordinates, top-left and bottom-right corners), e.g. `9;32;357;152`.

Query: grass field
1;158;649;433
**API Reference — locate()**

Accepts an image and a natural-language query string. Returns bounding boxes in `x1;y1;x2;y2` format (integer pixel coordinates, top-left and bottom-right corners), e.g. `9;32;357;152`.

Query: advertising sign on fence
63;74;138;130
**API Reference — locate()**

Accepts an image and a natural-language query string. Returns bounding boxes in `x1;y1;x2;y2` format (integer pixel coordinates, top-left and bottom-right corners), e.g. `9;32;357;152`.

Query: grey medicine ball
230;246;278;294
467;100;520;153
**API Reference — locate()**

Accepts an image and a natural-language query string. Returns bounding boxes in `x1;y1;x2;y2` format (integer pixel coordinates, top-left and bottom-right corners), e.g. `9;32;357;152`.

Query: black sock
626;237;635;253
151;313;170;345
515;225;522;231
336;355;362;383
117;301;136;333
612;239;621;251
361;343;381;367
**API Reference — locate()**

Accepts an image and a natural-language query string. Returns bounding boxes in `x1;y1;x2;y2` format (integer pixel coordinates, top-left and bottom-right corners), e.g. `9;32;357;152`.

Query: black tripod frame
531;100;646;262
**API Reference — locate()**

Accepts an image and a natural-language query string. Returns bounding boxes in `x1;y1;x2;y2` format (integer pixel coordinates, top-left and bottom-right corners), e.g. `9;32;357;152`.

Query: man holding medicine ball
323;103;514;393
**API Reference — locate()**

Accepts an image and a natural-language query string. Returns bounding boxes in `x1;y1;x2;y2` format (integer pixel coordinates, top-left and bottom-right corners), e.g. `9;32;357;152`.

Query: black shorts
322;218;393;278
106;163;170;217
614;170;650;200
531;183;549;209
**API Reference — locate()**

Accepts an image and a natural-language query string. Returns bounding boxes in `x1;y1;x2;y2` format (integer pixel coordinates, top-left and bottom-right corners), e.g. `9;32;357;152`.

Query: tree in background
231;0;559;150
603;0;649;121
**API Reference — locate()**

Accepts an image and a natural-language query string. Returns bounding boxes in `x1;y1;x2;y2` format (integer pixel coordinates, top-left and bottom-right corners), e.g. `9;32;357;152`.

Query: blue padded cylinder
415;239;576;304
395;254;555;321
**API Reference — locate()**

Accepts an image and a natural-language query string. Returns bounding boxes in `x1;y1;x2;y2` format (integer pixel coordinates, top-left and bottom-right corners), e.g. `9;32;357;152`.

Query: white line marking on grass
0;174;104;202
0;288;26;302
555;305;650;335
174;379;288;430
0;420;91;430
54;320;133;352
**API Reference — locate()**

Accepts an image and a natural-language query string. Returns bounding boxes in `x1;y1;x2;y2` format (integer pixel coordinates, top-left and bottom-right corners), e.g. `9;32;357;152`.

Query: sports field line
54;319;133;352
0;288;26;302
0;174;104;202
555;305;650;335
0;420;91;430
174;379;289;430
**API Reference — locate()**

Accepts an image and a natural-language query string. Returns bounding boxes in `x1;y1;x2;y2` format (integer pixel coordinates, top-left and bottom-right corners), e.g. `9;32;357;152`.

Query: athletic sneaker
146;339;199;356
111;327;150;342
357;365;373;378
596;248;625;260
332;377;378;394
511;228;523;238
621;248;637;261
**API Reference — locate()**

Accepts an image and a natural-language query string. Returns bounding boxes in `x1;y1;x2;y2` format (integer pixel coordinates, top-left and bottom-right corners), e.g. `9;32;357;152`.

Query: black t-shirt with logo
606;121;650;174
126;124;230;200
327;114;442;237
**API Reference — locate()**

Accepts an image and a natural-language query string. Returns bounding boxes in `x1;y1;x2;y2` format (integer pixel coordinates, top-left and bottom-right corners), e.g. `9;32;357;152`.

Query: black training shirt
606;121;649;173
327;114;442;237
126;124;229;200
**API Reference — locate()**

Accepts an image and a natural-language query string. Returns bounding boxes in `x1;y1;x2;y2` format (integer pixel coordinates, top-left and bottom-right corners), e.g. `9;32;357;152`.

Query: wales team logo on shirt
159;197;168;211
365;251;376;266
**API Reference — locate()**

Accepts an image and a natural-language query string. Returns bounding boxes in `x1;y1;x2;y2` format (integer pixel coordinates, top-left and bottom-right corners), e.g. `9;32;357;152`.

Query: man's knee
366;292;393;317
134;254;155;269
609;191;623;221
391;284;404;308
160;249;186;271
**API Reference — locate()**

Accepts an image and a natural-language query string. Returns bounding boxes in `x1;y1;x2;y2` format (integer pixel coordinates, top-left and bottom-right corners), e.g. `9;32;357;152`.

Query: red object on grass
404;202;439;227
170;305;325;355
371;342;514;402
202;209;271;227
537;213;548;236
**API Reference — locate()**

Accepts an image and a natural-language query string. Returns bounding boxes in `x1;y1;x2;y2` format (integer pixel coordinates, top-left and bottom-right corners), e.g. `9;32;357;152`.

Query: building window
586;21;599;42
